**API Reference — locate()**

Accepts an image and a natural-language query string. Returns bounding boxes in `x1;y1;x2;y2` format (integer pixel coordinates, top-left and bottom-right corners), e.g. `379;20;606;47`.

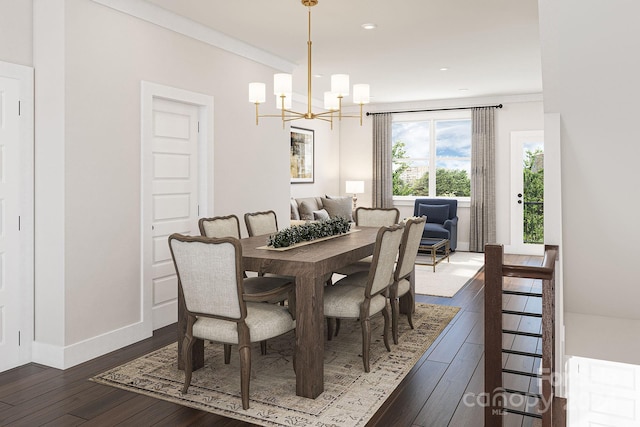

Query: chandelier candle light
248;0;370;128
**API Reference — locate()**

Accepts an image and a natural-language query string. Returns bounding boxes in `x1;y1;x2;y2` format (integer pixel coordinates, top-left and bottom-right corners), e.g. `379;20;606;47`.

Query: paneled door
150;97;200;329
0;76;21;371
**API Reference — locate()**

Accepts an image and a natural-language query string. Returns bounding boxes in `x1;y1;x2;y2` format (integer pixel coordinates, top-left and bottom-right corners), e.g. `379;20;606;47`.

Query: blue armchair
413;198;458;251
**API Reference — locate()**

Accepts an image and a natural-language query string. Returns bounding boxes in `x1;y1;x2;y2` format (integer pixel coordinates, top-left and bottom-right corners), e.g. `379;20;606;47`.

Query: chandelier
248;0;370;128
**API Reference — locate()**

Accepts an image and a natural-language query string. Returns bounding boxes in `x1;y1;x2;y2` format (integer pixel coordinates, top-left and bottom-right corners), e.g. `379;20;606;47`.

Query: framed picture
290;127;314;183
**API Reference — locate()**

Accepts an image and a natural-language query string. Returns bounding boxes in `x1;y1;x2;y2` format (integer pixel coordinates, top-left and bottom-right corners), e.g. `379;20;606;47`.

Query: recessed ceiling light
361;23;377;30
458;88;469;92
440;67;449;71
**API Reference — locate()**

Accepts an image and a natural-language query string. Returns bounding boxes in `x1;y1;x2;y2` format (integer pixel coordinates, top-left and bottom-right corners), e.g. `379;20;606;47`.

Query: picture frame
290;127;314;183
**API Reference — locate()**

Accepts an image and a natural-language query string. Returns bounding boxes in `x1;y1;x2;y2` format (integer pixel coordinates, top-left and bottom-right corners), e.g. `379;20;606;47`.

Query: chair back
168;234;245;320
244;210;278;236
366;224;405;297
395;216;427;280
355;207;400;227
199;215;242;239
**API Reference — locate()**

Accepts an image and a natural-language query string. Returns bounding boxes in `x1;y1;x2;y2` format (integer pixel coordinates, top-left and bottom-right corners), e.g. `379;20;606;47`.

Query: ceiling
144;0;542;106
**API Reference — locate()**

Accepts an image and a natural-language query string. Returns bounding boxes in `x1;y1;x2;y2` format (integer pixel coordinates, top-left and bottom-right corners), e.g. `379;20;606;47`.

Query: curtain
372;113;393;208
469;107;496;252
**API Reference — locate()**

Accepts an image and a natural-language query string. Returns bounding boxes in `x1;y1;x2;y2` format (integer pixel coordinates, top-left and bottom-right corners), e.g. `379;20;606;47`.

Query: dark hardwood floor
0;254;544;427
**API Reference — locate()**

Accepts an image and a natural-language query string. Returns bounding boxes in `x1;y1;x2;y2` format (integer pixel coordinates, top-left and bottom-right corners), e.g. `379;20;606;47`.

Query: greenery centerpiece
267;216;351;248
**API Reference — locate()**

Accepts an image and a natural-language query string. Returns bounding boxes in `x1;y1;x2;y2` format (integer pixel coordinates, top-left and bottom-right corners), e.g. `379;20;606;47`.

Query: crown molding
90;0;296;73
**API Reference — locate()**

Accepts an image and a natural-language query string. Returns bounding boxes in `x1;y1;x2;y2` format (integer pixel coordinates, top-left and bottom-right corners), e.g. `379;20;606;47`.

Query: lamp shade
353;84;370;104
274;73;292;96
249;82;266;103
345;180;365;194
324;92;339;110
331;74;350;96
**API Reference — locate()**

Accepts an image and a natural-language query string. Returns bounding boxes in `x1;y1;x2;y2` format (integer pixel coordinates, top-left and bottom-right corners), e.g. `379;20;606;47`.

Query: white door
0;76;22;371
509;131;544;255
569;357;640;427
150;98;200;329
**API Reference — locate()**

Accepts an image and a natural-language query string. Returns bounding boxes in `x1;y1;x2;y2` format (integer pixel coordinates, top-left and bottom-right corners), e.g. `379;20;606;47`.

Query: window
392;111;472;198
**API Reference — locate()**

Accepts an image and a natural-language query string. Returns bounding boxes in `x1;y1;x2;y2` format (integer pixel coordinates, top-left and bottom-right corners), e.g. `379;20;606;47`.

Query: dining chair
199;215;295;354
334;207;401;276
168;234;296;410
389;216;426;344
323;223;404;372
244;210;278;237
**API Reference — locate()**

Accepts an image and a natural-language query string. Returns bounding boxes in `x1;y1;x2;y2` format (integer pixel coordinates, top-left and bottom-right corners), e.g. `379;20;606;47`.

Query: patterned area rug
92;303;460;427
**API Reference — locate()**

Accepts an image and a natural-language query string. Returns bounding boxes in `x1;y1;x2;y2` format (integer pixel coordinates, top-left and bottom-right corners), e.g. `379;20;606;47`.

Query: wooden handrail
484;244;559;427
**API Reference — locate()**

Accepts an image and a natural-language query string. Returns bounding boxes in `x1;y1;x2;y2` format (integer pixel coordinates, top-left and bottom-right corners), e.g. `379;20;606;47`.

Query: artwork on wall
290;127;314;183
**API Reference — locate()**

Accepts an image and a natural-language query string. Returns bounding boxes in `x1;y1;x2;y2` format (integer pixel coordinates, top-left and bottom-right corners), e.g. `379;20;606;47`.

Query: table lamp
345;180;365;209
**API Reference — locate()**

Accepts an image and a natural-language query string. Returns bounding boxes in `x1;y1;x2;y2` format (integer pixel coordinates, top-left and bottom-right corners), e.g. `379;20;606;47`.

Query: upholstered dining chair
334;207;401;276
168;234;296;410
323;224;404;372
199;214;295;355
389;216;426;344
244;210;278;237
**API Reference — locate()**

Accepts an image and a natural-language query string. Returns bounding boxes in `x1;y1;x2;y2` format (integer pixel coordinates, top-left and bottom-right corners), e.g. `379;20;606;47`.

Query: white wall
0;1;33;67
339;95;544;251
539;0;640;365
33;0;294;367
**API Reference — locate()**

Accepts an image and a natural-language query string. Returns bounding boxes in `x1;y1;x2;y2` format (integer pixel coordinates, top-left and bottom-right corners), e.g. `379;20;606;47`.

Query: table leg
295;274;325;398
177;284;204;371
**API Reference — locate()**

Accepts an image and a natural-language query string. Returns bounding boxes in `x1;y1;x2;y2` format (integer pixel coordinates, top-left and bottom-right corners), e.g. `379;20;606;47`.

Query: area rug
91;303;460;427
415;251;484;297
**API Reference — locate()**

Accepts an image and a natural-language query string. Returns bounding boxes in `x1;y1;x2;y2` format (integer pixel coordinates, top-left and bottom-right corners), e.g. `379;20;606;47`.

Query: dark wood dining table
177;225;414;399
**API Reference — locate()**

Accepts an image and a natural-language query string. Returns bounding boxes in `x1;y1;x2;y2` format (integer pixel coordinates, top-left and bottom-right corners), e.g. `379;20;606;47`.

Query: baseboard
32;320;151;370
153;300;178;330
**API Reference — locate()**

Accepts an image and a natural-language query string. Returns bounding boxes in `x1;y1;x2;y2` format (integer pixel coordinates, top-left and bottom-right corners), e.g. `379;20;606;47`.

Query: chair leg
361;316;371;373
391;296;400;345
239;343;251;410
224;344;232;364
182;335;195;394
327;317;335;341
260;340;267;355
382;304;391;352
335;318;341;336
406;291;415;330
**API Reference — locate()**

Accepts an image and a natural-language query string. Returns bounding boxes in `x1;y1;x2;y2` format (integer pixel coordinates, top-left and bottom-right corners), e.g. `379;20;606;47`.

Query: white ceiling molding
90;0;296;73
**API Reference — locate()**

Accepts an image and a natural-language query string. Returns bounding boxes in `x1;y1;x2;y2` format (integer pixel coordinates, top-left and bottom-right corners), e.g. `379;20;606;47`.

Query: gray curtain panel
470;107;497;252
372;113;393;208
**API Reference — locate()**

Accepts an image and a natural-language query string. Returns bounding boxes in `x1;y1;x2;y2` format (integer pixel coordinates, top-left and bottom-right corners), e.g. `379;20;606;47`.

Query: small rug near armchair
91;303;460;427
415;251;484;297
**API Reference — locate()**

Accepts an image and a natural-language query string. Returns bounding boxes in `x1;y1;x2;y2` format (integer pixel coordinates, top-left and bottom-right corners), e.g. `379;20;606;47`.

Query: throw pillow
322;196;353;221
298;200;317;221
312;209;330;220
418;204;450;224
290;198;300;221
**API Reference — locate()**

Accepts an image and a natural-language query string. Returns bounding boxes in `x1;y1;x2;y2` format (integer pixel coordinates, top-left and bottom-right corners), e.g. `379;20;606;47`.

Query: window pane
392;121;429;196
435;119;471;197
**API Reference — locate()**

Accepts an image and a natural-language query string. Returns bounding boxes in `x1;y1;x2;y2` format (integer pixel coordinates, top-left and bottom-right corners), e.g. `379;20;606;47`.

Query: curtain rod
365;103;502;116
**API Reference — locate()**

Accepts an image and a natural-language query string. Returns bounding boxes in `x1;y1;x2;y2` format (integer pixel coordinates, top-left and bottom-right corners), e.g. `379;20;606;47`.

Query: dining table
177;225;415;399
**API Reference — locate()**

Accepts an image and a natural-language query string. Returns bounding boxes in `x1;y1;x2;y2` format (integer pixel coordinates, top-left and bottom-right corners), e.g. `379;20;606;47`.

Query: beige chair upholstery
168;234;296;410
324;224;404;372
334;207;400;276
244;210;278;237
199;214;243;239
389;216;426;344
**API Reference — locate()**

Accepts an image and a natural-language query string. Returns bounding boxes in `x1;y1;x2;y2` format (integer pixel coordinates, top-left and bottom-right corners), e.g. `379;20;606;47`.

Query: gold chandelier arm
307;6;313;119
